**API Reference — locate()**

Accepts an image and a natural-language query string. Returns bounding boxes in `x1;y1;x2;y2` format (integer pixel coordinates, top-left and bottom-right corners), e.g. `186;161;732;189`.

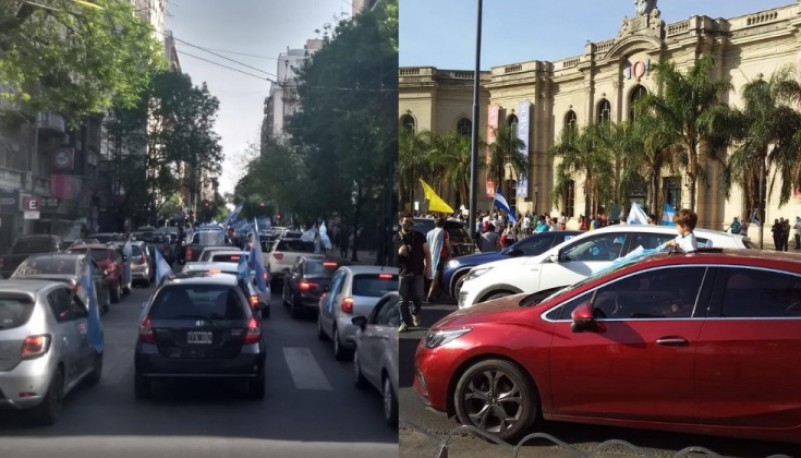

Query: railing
504;64;523;74
746;11;779;26
595;40;614;54
561;57;580;69
667;20;690;36
399;68;421;76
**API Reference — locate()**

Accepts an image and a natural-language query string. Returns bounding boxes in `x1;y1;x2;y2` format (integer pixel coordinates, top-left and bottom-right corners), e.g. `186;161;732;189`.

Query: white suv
458;225;752;309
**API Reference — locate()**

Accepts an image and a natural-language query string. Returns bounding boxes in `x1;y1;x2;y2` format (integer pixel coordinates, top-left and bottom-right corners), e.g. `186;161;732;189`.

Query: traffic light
204;201;209;208
259;202;265;208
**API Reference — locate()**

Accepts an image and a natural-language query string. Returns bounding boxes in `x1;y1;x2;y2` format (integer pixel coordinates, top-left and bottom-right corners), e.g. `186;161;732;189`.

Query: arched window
597;99;611;124
507;114;519;138
628;85;648;121
400;114;415;133
456;118;472;137
564;110;577;131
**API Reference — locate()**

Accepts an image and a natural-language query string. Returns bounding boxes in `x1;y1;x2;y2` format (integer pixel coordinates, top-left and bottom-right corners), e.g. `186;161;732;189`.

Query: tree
486;124;528;204
595;121;644;213
629;110;683;218
640;55;733;210
429;131;474;208
550;124;612;217
0;0;164;121
725;68;801;248
399;127;434;210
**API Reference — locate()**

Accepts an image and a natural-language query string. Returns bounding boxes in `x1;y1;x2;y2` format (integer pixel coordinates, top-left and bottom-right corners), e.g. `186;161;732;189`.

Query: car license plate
187;331;212;344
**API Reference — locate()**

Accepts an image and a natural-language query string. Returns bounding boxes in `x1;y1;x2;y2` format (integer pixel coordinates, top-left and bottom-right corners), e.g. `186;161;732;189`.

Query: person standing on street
794;217;801;250
782;217;791;252
772;219;782;251
479;223;500;252
729;217;741;235
425;217;450;302
398;211;431;332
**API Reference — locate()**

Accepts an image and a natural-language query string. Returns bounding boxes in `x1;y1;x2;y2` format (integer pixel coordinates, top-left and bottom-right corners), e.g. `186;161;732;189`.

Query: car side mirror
507;248;524;257
548;253;560;263
351;315;367;331
571;301;598;333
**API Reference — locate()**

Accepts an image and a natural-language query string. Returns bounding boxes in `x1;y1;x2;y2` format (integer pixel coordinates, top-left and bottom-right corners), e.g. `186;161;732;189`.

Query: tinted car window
352;274;399;297
0;294;35;329
545;290;593;321
515;234;554;255
47;288;74;323
15;257;79;276
131;245;144;257
627;233;673;252
277;240;315;253
149;285;247;320
12;238;55;253
720;268;801;318
304;260;337;276
562;234;626;262
375;298;401;326
70;248;108;262
444;221;470;241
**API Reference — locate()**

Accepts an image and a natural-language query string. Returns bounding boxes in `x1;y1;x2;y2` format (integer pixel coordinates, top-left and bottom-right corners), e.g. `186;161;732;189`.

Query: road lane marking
282;347;333;390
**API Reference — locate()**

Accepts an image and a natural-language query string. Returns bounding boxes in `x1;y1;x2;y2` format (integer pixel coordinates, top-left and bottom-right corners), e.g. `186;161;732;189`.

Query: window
564;110;577;131
149;285;247;320
69;294;87;319
456;118;472;137
515;234;554;256
719;268;801;318
628;85;648;121
352;274;399;297
545;290;593;321
374;297;400;327
400;114;415;133
563;180;575;218
664;177;682;211
561;233;627;262
0;294;35;329
628;233;674;252
597;99;611;124
507;114;518;138
48;288;74;323
592;267;707;319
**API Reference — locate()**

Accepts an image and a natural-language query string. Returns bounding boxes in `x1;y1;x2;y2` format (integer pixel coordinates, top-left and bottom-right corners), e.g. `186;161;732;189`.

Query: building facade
400;0;801;244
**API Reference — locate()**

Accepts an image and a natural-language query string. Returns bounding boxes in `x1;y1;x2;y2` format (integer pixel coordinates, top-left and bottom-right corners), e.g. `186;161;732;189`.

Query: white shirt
522;218;531;229
674;232;698;252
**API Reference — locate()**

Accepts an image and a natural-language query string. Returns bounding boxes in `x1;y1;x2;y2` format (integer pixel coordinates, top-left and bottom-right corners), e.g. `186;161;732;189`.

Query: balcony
37;111;66;136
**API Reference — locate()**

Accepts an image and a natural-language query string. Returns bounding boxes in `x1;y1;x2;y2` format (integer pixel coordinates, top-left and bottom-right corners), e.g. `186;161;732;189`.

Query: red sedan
69;243;126;303
414;248;801;444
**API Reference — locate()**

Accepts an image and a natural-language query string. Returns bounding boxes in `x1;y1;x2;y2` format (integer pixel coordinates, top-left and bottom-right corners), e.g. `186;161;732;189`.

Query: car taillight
322;261;337;268
244;317;261;344
299;280;319;291
273;252;283;261
21;335;51;360
186;247;193;259
341;297;354;314
378;273;393;279
249;295;259;307
139;317;156;344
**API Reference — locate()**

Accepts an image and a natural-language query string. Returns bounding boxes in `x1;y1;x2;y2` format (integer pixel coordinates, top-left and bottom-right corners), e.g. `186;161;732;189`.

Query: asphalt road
0;283;398;458
399;299;801;458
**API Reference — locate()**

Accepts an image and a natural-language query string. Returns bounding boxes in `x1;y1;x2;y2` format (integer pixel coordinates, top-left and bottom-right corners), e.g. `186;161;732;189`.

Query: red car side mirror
570;301;598;333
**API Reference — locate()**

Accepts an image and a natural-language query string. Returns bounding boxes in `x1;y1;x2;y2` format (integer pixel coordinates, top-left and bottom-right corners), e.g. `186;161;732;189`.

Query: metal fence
400;419;795;458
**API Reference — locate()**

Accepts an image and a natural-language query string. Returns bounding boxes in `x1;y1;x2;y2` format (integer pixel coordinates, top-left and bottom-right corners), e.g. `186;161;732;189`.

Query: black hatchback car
134;271;266;399
282;256;345;319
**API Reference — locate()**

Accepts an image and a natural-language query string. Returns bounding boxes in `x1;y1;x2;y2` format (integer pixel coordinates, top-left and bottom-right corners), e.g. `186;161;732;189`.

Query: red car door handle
656;337;688;346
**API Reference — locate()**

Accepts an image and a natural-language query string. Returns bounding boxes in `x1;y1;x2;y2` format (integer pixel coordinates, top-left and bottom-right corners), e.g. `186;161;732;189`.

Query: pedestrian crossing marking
282;347;333;390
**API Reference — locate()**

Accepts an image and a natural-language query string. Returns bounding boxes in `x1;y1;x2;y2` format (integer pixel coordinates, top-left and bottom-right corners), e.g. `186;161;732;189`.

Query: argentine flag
249;219;268;294
626;202;649;225
154;248;173;286
79;262;104;354
661;203;676;226
225;203;243;226
493;189;516;224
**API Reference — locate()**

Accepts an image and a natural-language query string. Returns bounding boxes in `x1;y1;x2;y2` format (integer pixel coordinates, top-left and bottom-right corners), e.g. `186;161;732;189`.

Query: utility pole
468;0;483;244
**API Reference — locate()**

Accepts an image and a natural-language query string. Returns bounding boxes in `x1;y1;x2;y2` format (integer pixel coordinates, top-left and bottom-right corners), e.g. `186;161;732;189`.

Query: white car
458;225;753;309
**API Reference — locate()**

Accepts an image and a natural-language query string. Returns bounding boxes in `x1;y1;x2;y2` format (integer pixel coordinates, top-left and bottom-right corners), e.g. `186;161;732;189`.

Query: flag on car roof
626;202;648;225
79;261;104;354
249;219;268;294
237;251;249;281
493;188;516;224
154;248;172;286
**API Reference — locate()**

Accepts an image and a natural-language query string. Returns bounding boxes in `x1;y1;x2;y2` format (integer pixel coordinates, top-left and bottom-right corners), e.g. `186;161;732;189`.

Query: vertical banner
516;101;531;199
486;105;500;198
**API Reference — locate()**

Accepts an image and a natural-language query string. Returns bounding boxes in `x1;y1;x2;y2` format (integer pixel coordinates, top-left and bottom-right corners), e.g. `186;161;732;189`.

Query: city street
0;284;398;458
399;299;801;458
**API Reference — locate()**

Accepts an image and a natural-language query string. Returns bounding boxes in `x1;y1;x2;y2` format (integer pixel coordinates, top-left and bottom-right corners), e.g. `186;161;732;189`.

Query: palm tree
429;131;475;208
595;121;645;213
640;55;734;210
486;124;528;204
398;127;435;211
725;68;801;248
550;124;612;217
630;111;683;219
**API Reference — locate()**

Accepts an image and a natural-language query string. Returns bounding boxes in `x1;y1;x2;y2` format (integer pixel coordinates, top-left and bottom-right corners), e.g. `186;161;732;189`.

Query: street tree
0;0;164;121
430;131;474;209
486;124;528;205
399;127;435;210
550;123;612;217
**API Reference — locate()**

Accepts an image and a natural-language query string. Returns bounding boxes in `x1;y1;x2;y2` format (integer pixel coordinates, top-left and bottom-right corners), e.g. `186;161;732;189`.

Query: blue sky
400;0;793;68
168;0;351;195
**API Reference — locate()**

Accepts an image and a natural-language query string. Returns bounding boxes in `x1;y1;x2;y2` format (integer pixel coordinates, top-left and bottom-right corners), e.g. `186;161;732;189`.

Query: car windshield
149;285;246;320
11;238;54;254
352;274;399;297
15;257;79;276
0;294;35;330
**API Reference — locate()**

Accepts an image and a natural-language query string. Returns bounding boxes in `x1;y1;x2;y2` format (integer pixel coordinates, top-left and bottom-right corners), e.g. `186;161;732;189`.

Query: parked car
11;253;112;312
317;265;399;360
415;248;801;444
134;271;266;399
267;239;316;290
413;217;474;257
352;291;400;428
0;235;64;279
67;243;126;303
0;280;102;425
282;256;340;318
179;261;270;318
457;225;752;309
444;231;582;299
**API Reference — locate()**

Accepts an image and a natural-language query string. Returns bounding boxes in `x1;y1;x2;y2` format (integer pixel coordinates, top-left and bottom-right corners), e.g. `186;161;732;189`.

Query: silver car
317;265;399;360
0;280;102;425
352;291;399;428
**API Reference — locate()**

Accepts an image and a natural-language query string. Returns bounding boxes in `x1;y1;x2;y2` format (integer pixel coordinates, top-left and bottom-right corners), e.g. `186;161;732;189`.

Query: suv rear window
149;285;247;320
352;274;399;297
277;240;315;253
0;295;35;329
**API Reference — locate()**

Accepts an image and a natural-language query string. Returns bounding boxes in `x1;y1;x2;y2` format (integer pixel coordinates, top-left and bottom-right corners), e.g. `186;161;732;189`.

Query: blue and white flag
225;203;243;226
661;203;676;226
122;234;132;289
154;248;172;286
750;208;762;225
79;262;104;354
319;221;332;250
493;189;516;224
236;251;249;281
626;202;649;225
249;219;268;294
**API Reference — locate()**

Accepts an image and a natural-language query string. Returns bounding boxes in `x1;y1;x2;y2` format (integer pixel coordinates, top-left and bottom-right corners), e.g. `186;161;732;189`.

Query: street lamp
468;0;483;242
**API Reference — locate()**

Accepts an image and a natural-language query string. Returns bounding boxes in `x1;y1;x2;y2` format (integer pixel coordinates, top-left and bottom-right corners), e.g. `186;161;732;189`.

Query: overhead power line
177;50;274;83
161;31;278;78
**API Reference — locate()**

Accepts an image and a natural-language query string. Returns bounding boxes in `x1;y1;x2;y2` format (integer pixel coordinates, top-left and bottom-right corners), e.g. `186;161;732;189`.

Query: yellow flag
419;180;455;214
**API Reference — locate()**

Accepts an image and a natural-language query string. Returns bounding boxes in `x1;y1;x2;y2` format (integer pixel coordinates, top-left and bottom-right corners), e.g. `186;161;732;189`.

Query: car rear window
131;245;143;257
12;238;55;253
352;274;399;297
445;222;470;241
277;240;315;253
70;248;108;262
211;253;247;263
15;257;78;276
0;295;35;329
149;285;247;320
305;260;338;276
